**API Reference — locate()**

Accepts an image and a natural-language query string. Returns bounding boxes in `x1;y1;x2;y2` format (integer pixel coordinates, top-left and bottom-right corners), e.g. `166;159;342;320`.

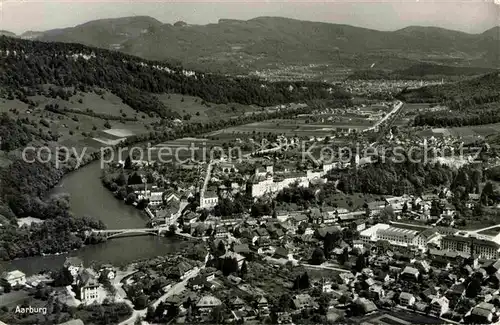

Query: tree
168;224;177;235
310;247;325;265
216;241;226;256
379;206;394;222
222;257;239;276
465;278;482;298
124;156;132;169
125;193;137;205
402;202;408;214
354;254;367;272
134;294;148;309
293;272;310;290
53;267;73;287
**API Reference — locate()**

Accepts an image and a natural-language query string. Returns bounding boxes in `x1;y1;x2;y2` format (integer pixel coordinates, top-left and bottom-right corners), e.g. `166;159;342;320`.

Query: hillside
348;63;497;81
27;16;499;73
399;72;500;127
0;36;346;113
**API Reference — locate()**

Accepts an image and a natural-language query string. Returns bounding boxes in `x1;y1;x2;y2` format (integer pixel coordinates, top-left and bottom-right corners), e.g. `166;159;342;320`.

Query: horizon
0;0;497;35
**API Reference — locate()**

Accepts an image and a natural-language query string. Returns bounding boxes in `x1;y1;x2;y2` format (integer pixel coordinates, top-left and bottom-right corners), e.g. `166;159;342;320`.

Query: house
354;219;366;232
293;294;317;310
200;191;219;209
373;270;390;283
228;275;242;285
183;211;198;224
316;226;342;239
98;264;115;280
233;244;252;255
367;201;387;215
254;228;270;239
274;247;289;259
230;296;246;309
291;214;308;226
168;261;195;280
189;275;208;291
64;257;84;279
257;296;270;316
309;208;323;224
400;266;420;281
1;270;26;287
75;269;100;304
215;226;230;238
354;298;378;315
196;295;222;316
430;296;449;316
468;302;496;324
399;292;416;307
370;285;385;299
337;272;355;285
277;311;293;324
164;190;181;204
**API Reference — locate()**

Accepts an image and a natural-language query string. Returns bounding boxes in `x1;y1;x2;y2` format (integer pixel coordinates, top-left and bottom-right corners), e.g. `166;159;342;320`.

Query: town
3;95;500;325
0;3;498;325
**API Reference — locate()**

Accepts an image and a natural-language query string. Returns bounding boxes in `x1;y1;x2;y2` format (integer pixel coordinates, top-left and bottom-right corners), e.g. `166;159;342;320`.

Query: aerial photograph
0;0;498;324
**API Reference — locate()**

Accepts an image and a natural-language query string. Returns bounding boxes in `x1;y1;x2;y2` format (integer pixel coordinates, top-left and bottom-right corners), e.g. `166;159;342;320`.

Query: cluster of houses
61;257;115;305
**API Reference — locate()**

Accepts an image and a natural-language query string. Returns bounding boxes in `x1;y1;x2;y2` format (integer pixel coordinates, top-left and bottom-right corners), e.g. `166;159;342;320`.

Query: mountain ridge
6;16;499;72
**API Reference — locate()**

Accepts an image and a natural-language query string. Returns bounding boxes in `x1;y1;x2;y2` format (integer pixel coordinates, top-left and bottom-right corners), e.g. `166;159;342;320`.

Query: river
2;161;184;275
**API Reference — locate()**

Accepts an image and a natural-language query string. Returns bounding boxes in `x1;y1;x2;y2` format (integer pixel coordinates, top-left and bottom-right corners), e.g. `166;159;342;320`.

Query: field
208;118;372;139
0;87;263;163
0;89;158;154
156;93;260;122
147;137;244;162
415;122;500;144
351;310;442;325
448;123;500;139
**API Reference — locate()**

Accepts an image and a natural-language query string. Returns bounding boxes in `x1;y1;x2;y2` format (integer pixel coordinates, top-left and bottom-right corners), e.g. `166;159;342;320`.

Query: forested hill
399;72;500;127
0;36;348;119
398;72;500;104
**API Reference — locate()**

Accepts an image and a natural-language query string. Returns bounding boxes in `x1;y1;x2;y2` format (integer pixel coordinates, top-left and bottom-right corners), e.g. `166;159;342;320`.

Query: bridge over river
88;227;203;241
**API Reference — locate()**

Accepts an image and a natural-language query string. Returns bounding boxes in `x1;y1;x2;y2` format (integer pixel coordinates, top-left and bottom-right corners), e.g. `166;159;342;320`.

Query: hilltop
9;16;496;73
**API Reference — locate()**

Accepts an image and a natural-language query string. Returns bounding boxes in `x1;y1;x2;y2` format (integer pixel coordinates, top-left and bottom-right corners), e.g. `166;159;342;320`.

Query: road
117;266;202;325
302;263;352;273
363;100;404;133
467;224;500;235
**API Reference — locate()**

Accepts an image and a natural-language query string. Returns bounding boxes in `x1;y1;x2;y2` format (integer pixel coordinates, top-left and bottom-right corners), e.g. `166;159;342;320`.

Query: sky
0;0;498;35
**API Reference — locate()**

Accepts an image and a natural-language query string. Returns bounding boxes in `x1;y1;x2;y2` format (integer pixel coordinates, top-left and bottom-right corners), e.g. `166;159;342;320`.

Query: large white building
1;270;26;287
441;233;500;260
360;224;430;249
76;269;100;304
250;166;324;198
200;191;219;209
136;190;164;207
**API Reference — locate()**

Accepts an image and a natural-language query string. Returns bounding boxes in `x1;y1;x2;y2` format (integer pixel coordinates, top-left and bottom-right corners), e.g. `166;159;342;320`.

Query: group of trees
414;103;500;127
0;113;32;151
328;160;456;196
0;36;350;118
400;72;500;127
